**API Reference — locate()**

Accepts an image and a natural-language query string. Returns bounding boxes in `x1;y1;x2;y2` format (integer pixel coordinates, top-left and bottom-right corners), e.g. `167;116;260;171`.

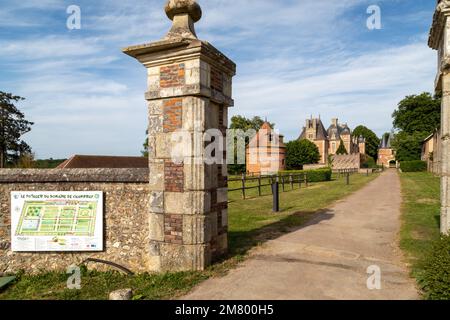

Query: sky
0;0;439;159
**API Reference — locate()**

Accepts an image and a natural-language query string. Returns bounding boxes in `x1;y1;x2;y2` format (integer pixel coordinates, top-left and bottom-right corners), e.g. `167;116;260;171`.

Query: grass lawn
0;172;378;300
399;172;441;283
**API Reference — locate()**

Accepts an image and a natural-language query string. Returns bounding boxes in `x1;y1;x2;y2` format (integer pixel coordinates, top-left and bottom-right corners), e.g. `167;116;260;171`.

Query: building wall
422;131;441;174
377;149;396;167
0;169;151;274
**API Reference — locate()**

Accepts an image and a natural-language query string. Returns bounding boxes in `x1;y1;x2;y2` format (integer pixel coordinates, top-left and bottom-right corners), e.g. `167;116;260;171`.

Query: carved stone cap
165;0;202;22
429;0;450;49
164;0;202;40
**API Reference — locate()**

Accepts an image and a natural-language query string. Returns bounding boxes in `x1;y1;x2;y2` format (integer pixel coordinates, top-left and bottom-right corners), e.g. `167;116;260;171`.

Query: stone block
217;187;228;204
184;163;217;191
221;208;228;228
164;192;184;214
156;133;172;159
209;210;218;238
182;97;208;132
159;243;211;271
149;163;164;191
183;191;211;215
150;191;164;213
183;215;209;245
149;115;163;135
149;213;164;242
148;100;163;115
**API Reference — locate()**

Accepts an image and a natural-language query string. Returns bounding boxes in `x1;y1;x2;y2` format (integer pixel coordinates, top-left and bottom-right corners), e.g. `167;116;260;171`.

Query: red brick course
164;214;183;244
160;63;185;88
164;160;184;192
163;98;182;133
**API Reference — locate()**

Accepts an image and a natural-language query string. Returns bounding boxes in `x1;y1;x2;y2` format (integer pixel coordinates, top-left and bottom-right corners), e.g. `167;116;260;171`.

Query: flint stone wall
0;169;151;274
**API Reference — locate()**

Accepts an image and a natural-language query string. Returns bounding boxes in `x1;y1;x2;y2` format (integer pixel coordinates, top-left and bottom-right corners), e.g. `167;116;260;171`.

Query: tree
285;140;320;170
336;139;348;155
391;131;424;162
352;125;380;160
229;115;273;132
391;92;441;161
0;92;33;168
142;129;149;157
228;115;274;174
392;92;441;134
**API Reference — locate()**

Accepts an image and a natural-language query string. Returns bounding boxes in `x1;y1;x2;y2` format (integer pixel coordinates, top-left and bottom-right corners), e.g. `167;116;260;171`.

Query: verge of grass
399;172;441;296
0;172;378;300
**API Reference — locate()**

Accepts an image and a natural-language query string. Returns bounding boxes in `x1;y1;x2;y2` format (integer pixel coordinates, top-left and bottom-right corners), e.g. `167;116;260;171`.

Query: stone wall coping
0;168;149;183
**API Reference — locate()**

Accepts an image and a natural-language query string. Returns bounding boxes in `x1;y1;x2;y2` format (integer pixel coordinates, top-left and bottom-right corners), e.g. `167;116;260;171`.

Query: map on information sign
11;192;103;252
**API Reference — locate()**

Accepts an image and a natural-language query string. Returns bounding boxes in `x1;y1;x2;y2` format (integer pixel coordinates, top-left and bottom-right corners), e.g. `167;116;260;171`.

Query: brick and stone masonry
429;0;450;234
123;0;236;271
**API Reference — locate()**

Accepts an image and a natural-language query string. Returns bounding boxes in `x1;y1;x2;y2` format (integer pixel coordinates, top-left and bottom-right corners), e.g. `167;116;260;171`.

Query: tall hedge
400;160;427;172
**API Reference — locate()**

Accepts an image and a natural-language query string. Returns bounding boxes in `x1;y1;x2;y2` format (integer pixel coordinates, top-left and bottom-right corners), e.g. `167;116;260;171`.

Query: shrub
361;155;377;169
400;160;427;172
285;140;320;170
279;168;332;182
418;236;450;300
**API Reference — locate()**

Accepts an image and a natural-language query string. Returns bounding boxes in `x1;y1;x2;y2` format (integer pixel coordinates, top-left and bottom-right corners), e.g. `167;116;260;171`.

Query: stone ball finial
165;0;202;23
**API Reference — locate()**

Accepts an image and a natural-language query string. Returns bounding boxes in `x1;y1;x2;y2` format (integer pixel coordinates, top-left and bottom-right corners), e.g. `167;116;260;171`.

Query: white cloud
0;0;438;158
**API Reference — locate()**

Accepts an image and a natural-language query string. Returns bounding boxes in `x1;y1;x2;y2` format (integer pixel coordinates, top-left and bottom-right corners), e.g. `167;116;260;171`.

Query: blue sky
0;0;438;159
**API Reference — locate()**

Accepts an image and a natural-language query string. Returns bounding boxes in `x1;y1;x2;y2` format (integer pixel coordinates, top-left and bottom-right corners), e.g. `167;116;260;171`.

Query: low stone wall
0;169;151;274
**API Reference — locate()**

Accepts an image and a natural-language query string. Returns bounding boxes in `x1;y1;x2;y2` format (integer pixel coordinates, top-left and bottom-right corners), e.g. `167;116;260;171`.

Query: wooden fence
228;173;308;199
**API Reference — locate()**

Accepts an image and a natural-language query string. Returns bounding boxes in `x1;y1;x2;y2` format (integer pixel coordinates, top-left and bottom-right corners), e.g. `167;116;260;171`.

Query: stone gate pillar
430;0;450;234
123;0;236;270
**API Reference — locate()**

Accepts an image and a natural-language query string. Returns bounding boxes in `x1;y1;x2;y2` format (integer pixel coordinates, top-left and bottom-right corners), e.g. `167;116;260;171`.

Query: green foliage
0;91;34;168
361;155;377;169
336;139;348;155
393;92;441;134
33;159;66;169
392;93;441;162
285;140;320;170
352;125;380;159
392;131;426;161
418;236;450;300
229;115;273;131
142;129;149;158
400;160;427;172
279;168;332;182
228;115;274;174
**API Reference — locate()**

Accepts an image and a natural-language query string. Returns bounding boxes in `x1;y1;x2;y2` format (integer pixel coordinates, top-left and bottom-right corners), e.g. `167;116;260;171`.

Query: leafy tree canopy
392;92;441;134
392;131;425;162
391;92;441;161
0;91;33;168
286;139;320;170
352;125;380;160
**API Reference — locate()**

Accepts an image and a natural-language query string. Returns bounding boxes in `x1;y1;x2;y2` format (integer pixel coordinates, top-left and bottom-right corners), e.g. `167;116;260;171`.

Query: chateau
299;117;366;164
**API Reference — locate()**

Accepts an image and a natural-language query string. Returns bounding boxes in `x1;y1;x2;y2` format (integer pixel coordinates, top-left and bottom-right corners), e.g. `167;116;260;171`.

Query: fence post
346;172;350;185
241;173;246;199
258;176;262;197
281;175;285;192
298;174;302;189
304;173;309;187
289;174;294;190
272;176;280;212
